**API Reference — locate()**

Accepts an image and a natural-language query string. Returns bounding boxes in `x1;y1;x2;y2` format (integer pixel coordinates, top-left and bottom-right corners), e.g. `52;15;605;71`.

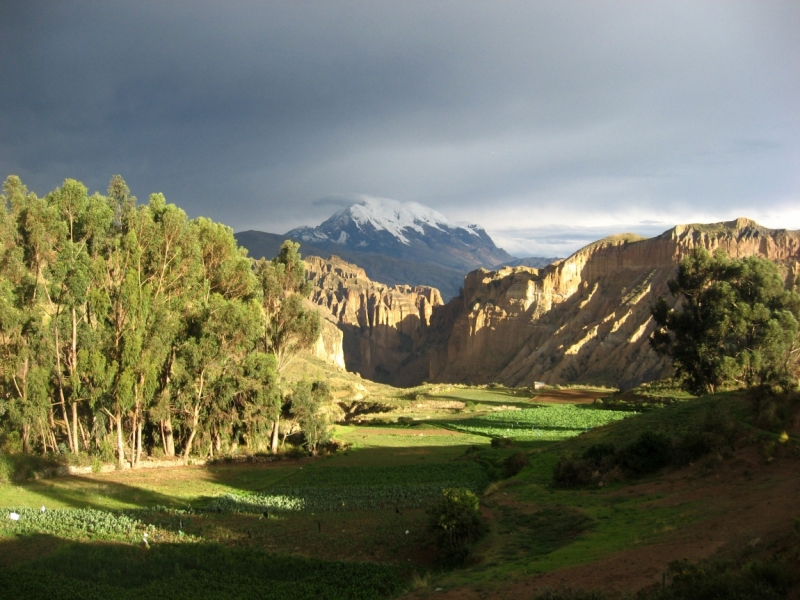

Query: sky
1;1;798;258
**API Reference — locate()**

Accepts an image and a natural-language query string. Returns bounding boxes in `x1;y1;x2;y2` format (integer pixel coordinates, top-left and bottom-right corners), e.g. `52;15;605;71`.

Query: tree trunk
77;417;90;450
54;322;76;453
270;417;280;454
58;386;75;453
38;420;49;454
135;418;143;467
22;424;31;454
70;307;80;452
130;405;138;468
183;405;201;459
116;408;126;468
71;401;80;453
163;416;175;457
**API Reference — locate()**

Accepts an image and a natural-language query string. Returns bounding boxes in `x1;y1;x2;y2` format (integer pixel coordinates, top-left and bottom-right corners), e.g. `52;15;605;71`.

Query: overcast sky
1;1;798;257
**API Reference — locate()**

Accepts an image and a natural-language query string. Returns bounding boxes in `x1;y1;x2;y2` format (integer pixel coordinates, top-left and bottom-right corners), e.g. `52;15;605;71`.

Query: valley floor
1;386;798;599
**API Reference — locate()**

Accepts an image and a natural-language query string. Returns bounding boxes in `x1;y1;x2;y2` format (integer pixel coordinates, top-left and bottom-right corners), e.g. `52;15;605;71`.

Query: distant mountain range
286;197;513;271
236;198;559;299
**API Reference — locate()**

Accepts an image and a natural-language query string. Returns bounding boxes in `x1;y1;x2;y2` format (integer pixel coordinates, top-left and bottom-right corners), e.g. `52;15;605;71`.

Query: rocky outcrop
305;255;444;382
311;313;346;369
400;219;800;390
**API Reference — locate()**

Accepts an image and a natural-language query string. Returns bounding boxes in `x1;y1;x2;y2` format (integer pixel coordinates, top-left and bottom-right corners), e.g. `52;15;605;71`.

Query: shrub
582;442;616;463
0;452;12;484
618;431;673;475
491;437;513;448
427;488;485;566
503;451;529;477
640;558;795;600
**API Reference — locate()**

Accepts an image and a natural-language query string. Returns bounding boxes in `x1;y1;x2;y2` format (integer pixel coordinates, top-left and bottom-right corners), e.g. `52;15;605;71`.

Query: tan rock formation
310;310;346;369
305;255;444;382
406;219;800;389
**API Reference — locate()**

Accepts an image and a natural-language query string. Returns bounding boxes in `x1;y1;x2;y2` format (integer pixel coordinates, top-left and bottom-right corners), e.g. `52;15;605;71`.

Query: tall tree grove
0;176;324;464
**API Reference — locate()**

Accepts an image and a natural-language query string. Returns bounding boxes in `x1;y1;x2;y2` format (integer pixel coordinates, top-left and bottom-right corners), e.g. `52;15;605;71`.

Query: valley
2;382;798;599
3;188;800;599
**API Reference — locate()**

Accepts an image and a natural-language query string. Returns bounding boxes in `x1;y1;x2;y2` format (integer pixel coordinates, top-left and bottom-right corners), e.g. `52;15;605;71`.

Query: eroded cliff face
311;313;346;369
408;219;800;389
305;255;443;382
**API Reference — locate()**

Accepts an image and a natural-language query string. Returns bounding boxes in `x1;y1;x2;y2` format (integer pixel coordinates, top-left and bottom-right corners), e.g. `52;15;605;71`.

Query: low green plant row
1;507;151;540
205;480;487;513
441;405;632;441
0;505;200;542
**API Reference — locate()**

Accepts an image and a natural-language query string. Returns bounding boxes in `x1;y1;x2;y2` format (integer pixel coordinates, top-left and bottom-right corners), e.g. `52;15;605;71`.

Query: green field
437;404;632;441
2;386;796;599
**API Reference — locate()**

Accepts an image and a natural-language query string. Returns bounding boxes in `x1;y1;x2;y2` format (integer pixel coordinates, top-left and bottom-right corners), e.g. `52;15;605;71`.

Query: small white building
533;381;547;390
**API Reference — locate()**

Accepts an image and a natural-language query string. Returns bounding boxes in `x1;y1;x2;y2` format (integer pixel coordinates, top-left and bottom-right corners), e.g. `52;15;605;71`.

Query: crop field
208;462;492;513
3;388;778;600
437;404;632;440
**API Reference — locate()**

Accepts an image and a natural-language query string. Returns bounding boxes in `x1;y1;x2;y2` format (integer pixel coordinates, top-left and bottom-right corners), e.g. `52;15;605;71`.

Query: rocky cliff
399;219;800;389
304;255;444;383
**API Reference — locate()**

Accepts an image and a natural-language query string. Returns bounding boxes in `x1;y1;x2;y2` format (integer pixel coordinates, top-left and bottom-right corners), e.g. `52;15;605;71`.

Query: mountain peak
285;196;513;272
329;197;452;245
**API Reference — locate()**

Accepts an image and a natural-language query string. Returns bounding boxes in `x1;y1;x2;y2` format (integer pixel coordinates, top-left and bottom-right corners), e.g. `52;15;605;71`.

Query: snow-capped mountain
286;197;513;272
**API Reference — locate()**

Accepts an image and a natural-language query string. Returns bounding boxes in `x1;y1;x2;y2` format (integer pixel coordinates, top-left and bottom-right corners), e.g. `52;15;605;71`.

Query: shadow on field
0;535;407;600
13;474;181;510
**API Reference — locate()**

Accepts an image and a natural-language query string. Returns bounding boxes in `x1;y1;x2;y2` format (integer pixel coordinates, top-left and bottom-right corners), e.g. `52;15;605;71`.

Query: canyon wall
399;219;800;389
304;219;800;389
305;255;444;382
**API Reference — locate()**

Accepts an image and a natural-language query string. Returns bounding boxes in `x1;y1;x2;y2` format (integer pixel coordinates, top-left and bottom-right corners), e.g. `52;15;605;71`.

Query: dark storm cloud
1;1;798;256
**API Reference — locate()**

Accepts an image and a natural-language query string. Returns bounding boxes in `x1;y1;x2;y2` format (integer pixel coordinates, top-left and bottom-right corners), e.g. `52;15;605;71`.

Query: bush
503;451;529;477
582;442;616;463
618;431;673;475
639;558;795;600
0;452;12;484
491;437;513;448
427;488;485;566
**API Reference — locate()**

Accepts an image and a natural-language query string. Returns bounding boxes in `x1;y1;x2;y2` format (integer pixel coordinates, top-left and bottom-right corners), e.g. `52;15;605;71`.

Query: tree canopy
0;175;327;463
650;247;800;395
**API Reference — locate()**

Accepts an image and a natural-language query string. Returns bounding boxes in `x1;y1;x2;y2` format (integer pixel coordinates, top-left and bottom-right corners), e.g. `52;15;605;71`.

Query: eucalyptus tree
172;218;259;458
0;175;328;462
47;180;115;452
0;177;61;453
0;177;51;453
254;241;321;453
101;191;200;467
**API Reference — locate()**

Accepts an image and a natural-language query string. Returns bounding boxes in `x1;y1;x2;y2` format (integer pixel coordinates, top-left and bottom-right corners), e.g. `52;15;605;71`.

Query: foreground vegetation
1;383;797;599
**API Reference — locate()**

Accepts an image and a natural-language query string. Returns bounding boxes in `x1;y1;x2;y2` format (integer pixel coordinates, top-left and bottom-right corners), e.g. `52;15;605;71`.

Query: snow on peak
454;222;484;237
339;197;453;244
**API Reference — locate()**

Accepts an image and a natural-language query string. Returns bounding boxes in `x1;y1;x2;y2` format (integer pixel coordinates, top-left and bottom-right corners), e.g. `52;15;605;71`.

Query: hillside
393;218;800;389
